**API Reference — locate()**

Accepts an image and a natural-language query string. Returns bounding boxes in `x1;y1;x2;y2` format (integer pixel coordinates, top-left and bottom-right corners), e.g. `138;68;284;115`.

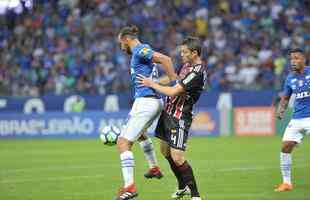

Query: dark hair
119;25;139;38
181;36;202;56
289;48;304;55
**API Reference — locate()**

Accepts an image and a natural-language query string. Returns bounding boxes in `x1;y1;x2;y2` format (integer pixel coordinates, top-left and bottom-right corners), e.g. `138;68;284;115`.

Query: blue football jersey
130;43;159;98
283;66;310;119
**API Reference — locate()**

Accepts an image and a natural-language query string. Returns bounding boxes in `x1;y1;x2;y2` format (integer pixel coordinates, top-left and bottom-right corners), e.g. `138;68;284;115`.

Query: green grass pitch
0;137;309;200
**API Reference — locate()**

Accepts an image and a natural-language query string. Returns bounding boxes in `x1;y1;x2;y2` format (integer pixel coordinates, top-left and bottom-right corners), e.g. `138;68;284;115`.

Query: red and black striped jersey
165;62;206;120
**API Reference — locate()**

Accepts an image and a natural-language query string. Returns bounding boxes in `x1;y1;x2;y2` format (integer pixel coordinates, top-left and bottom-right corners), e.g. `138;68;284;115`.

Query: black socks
166;156;200;197
177;160;200;197
165;156;186;189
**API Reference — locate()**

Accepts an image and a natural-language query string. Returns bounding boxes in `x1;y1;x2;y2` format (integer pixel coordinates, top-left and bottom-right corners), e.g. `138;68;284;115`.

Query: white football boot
171;186;191;199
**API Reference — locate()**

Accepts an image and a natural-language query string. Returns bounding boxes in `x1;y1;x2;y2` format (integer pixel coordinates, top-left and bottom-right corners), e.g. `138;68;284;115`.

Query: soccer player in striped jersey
138;36;206;200
275;48;310;192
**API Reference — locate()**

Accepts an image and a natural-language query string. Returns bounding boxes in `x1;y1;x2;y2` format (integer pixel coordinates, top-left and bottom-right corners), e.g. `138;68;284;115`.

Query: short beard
291;65;303;73
126;48;132;55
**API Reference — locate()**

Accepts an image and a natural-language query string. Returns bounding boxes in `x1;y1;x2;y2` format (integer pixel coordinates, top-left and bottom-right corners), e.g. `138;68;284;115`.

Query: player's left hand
137;74;153;87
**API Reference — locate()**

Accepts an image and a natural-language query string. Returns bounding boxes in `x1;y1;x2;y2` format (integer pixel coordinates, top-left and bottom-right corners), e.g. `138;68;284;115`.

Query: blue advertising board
0;108;220;138
0;90;277;113
0;111;128;138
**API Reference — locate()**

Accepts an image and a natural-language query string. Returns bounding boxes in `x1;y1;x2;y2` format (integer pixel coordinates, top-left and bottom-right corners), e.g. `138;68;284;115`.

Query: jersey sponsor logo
182;72;196;85
296;91;310;99
291;78;297;83
298;80;304;87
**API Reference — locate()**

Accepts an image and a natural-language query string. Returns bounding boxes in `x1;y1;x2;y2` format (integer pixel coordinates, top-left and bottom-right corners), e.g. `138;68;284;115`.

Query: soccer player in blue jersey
275;48;310;192
130;64;165;181
115;25;177;200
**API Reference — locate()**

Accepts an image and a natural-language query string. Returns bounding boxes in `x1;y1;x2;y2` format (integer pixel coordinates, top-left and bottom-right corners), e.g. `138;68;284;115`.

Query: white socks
280;152;292;184
120;151;135;187
139;138;157;168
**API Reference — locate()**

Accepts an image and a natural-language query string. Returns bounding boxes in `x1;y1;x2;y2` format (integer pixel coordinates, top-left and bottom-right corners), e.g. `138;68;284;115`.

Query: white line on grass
1;164;309;184
0;174;106;184
208;192;308;200
0;163;114;174
217;164;310;172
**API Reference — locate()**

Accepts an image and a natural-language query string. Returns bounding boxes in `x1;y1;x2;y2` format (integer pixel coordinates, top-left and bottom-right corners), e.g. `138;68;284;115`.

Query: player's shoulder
135;43;153;56
305;66;310;74
191;63;206;74
285;73;295;83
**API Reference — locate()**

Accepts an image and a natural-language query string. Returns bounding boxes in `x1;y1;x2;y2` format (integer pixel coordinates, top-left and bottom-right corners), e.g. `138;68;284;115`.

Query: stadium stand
0;0;308;96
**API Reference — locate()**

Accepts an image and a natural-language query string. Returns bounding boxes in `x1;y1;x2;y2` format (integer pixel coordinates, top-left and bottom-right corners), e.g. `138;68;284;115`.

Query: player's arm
277;78;292;120
277;95;290;120
137;74;184;97
157;75;171;85
138;71;200;97
152;52;177;81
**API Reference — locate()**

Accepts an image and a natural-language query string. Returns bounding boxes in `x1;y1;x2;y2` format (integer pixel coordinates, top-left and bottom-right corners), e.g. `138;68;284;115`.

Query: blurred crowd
0;0;308;96
207;0;309;91
0;0;207;96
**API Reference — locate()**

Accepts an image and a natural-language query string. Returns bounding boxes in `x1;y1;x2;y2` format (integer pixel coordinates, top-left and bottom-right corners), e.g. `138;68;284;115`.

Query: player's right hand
137;74;153;87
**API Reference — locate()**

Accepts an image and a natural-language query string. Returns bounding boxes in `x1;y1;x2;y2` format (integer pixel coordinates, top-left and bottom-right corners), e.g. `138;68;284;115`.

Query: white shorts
282;117;310;144
120;97;163;141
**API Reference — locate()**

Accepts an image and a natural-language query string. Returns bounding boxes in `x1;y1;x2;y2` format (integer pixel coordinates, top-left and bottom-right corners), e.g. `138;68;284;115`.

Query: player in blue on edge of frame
276;48;310;192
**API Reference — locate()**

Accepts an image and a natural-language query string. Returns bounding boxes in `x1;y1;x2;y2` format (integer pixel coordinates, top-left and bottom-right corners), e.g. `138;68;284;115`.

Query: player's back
130;43;159;98
285;66;310;119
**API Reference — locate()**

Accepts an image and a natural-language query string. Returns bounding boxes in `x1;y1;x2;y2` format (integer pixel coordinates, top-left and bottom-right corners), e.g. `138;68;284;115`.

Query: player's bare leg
138;133;163;179
116;137;138;200
170;148;201;200
158;140;190;199
275;141;297;192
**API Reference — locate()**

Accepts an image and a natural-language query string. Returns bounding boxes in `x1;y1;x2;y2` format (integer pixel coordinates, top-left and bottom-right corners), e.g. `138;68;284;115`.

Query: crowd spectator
0;0;208;96
207;0;309;91
0;0;308;96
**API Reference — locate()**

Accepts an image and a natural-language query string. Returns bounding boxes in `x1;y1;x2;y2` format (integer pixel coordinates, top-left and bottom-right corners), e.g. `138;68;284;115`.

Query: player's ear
119;35;126;43
192;50;199;58
117;34;123;42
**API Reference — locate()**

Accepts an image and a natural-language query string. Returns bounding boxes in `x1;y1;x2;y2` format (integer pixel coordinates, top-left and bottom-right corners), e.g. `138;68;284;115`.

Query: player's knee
171;153;185;166
281;146;293;153
117;137;132;153
137;133;147;142
281;141;296;153
160;146;169;157
160;142;169;157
